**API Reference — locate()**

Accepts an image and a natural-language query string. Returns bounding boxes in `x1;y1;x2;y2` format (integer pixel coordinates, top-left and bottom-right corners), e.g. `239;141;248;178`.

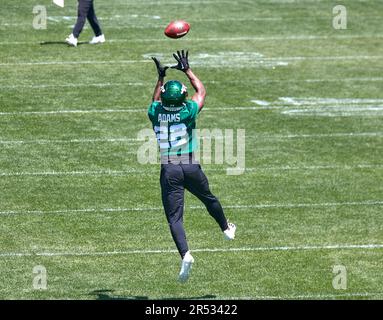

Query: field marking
252;100;270;106
0;107;278;116
1;55;382;67
0;243;382;258
0;164;382;177
2;77;383;90
0;60;148;66
249;97;383;116
256;132;383;139
0;200;382;216
0;131;382;145
277;97;383;116
222;292;383;300
0;83;144;89
0;138;142;145
2;103;383;117
278;97;383;105
1;34;383;46
0;105;382;115
0;109;145;116
282;107;383;117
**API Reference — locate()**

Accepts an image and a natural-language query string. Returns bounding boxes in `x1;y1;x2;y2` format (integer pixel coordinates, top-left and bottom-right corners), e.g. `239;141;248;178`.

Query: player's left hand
171;50;189;72
152;57;169;78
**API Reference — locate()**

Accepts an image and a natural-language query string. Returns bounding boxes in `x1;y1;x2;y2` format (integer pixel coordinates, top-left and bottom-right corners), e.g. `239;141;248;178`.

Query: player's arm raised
185;68;206;111
151;57;168;102
172;50;206;111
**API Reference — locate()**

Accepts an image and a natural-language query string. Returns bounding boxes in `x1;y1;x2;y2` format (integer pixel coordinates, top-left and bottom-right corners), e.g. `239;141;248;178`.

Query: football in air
164;20;190;39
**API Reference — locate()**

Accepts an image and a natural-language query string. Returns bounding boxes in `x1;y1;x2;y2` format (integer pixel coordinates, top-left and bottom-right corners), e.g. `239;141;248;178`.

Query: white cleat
90;34;106;44
65;34;78;47
224;222;236;240
178;251;194;283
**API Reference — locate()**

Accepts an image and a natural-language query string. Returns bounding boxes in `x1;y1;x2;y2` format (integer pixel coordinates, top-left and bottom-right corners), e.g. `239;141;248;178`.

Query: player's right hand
171;50;189;72
152;57;169;78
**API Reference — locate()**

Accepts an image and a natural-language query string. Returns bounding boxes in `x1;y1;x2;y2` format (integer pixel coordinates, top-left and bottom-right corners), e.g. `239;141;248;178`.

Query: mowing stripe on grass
0;200;382;216
0;244;382;258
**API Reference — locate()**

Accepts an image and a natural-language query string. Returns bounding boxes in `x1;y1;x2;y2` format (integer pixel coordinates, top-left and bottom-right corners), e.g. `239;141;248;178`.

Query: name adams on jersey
158;113;181;123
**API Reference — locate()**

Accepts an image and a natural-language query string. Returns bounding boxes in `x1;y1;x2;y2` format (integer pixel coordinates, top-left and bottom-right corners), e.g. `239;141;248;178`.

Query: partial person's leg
160;164;188;259
87;0;103;37
183;164;229;232
72;0;92;38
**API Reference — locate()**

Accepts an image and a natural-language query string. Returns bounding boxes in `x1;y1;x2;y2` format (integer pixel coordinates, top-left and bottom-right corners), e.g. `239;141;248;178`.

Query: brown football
164;20;190;39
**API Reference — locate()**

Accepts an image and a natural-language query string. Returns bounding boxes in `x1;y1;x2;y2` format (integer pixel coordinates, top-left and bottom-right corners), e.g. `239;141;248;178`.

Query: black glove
171;50;189;72
152;57;169;78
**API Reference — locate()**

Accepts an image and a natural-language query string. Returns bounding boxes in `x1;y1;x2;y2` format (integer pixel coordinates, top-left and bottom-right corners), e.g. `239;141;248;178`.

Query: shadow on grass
40;41;90;46
89;289;216;300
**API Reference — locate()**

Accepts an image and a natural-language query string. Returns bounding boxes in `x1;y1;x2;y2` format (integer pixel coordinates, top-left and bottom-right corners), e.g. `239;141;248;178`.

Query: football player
148;50;236;282
65;0;105;47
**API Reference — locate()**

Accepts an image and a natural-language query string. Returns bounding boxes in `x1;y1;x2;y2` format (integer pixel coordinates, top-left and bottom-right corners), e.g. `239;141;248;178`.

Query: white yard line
222;292;383;300
256;132;383;139
2;105;383;116
0;83;144;89
0;55;381;66
3;16;277;27
0;243;382;258
0;131;382;145
0;109;145;116
0;200;382;216
0;60;148;66
0;164;382;177
278;97;383;105
0;107;271;115
2;77;383;90
1;34;383;45
251;100;270;106
0;138;142;145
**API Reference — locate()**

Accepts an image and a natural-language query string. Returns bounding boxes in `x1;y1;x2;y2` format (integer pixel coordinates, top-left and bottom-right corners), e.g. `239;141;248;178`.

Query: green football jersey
148;100;199;156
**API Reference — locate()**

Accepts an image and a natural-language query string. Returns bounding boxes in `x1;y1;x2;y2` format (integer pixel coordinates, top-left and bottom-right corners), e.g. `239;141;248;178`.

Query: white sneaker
178;251;194;283
65;34;78;47
90;34;105;44
224;222;236;240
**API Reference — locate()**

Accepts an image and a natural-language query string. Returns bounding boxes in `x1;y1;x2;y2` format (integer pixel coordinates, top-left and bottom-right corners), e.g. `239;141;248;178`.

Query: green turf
0;0;382;299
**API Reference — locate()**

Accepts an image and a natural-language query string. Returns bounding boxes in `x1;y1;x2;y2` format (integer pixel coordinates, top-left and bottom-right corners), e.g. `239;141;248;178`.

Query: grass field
0;0;382;300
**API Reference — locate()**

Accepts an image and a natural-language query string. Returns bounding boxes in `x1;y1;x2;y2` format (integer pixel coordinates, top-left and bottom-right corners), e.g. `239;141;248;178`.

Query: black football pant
73;0;102;38
160;163;229;259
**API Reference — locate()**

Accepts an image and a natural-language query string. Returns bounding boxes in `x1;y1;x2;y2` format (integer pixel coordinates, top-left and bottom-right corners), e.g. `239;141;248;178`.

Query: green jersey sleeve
186;100;199;121
148;101;161;123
